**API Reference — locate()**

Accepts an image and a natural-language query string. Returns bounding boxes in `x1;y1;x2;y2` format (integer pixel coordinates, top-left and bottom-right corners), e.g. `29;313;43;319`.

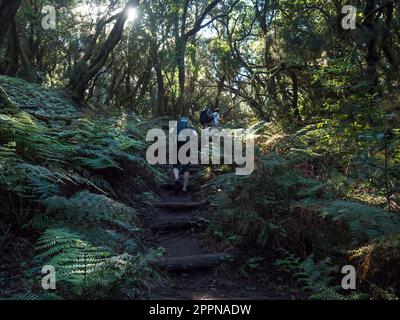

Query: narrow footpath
142;174;290;300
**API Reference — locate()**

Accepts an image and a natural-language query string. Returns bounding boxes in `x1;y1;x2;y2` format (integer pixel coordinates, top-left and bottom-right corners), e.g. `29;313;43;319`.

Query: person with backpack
211;108;220;127
173;116;195;193
200;107;220;128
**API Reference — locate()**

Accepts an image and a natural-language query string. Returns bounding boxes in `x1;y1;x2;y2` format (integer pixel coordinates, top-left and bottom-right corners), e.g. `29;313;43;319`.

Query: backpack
177;117;189;134
200;108;213;126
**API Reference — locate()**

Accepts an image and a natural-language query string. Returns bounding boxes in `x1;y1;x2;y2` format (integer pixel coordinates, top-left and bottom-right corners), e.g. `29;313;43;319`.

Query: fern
275;250;368;300
34;228;163;299
323;200;400;241
35;228;112;296
348;234;400;294
10;292;63;301
1;77;167;300
27;214;54;231
42;191;137;224
74;154;122;171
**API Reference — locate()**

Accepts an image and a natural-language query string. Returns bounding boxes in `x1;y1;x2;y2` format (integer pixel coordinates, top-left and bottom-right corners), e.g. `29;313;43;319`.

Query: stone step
154;253;233;272
154;200;208;210
161;182;196;191
147;218;210;232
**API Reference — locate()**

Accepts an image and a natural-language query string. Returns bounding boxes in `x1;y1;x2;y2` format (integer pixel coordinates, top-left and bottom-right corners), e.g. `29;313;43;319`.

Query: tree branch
184;0;223;40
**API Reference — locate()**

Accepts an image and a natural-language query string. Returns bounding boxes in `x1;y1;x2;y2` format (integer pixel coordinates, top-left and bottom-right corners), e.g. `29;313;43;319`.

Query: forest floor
142;182;293;300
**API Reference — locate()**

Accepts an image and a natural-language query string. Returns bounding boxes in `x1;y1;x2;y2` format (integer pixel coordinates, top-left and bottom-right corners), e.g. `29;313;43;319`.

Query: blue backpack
177;117;189;134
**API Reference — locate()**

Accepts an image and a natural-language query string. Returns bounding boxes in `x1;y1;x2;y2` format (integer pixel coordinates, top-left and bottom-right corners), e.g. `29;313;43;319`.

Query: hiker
173;116;195;193
200;107;220;128
211;108;220;127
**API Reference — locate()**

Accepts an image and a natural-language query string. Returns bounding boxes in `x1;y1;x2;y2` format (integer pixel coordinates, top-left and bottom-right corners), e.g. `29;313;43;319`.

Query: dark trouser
173;141;190;173
173;163;190;173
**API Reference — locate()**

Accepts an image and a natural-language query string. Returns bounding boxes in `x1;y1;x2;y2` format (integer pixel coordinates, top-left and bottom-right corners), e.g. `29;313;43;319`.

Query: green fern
35;228;112;296
323;200;400;241
275;250;368;300
42;191;137;224
34;228;163;299
10;292;63;301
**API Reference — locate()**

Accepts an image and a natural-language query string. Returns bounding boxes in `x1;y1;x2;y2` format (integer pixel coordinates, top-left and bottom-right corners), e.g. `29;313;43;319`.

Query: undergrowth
203;121;400;300
0;76;167;299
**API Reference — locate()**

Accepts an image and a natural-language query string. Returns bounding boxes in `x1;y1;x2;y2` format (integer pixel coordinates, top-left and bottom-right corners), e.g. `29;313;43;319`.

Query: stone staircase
143;176;283;300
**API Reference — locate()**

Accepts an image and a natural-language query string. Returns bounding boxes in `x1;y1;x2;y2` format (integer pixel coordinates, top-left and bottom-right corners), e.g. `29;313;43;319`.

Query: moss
0;85;20;115
0;76;78;116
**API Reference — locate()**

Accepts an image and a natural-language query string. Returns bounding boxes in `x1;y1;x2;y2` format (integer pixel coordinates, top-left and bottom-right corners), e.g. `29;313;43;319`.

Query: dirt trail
142;185;290;300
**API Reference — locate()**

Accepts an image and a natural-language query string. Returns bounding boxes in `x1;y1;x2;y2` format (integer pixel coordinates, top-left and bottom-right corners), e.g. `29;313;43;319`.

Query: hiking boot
174;180;181;193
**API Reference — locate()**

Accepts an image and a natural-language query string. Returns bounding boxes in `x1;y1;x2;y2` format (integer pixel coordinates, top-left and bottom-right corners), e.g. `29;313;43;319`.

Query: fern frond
42;191;137;224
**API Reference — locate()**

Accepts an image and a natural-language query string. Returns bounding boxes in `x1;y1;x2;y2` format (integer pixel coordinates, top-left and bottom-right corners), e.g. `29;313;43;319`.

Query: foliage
1;0;399;302
275;250;368;300
204;122;400;299
0;76;77;116
31;228;163;299
0;77;167;299
43;191;137;224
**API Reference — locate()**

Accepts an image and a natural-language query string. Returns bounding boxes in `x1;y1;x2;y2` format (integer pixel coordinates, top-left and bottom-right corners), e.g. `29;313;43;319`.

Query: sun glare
73;3;109;18
73;4;138;24
127;7;138;22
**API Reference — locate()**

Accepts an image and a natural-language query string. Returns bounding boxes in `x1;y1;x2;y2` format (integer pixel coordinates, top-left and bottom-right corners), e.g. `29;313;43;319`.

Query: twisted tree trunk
67;0;139;104
0;0;22;49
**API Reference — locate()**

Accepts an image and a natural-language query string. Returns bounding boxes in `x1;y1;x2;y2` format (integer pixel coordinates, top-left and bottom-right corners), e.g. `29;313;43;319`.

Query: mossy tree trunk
0;0;22;49
11;19;37;82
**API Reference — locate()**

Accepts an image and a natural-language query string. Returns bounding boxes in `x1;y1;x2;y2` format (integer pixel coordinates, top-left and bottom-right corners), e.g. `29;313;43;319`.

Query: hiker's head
214;108;220;113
